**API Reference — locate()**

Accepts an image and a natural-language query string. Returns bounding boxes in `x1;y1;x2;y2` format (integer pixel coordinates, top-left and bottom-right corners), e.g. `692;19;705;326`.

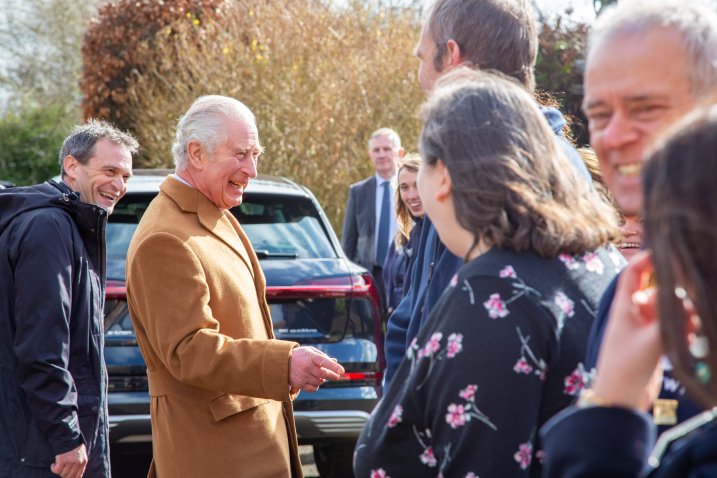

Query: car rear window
269;297;376;343
106;192;337;260
105;297;378;346
234;196;337;259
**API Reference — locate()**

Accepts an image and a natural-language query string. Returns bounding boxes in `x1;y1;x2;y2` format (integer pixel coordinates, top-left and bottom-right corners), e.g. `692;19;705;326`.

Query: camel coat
126;176;303;478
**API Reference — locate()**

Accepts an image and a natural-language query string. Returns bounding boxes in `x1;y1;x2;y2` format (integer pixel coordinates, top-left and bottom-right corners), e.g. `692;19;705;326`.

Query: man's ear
62;155;80;180
434;159;453;202
186;140;205;171
398;148;405;158
445;39;462;70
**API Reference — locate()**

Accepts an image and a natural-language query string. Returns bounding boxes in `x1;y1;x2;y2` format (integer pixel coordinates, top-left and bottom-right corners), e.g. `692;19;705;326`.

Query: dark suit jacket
341;176;376;271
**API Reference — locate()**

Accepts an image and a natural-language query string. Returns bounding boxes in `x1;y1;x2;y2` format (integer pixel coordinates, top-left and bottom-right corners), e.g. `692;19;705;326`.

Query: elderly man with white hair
540;1;717;476
126;95;343;478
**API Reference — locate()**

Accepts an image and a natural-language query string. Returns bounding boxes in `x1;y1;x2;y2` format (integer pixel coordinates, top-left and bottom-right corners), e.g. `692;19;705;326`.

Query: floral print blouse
354;245;624;478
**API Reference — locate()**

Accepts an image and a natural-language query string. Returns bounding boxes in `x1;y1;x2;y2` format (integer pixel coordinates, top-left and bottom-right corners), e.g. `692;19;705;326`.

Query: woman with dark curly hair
354;67;622;478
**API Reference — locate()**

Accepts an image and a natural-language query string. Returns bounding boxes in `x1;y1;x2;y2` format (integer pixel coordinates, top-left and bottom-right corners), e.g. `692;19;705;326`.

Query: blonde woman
383;154;425;314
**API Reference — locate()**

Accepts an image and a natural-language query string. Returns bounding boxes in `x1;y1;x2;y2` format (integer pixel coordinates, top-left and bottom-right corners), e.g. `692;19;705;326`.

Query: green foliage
0;0;102;186
0;106;72;185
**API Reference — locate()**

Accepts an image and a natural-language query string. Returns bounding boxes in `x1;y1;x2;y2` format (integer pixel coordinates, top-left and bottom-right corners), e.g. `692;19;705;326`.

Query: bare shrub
124;0;425;232
80;0;225;130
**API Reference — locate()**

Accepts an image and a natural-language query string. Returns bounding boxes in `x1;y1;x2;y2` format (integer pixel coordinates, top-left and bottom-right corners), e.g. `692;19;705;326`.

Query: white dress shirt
373;173;398;266
174;173;194;188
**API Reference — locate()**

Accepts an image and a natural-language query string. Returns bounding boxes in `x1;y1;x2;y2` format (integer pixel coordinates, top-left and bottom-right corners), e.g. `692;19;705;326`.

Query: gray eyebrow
583;94;670;111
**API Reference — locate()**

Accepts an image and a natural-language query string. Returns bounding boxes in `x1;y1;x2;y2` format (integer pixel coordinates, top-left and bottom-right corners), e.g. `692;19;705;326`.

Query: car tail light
266;274;383;308
351;274;387;371
350;274;383;309
330;371;383;387
106;280;127;299
334;371;383;381
265;276;353;299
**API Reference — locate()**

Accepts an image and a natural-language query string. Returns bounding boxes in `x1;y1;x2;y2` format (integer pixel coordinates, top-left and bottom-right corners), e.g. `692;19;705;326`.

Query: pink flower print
583;252;604;275
483;293;509;319
417;349;424;360
446;333;463;358
513;356;533;374
387;405;403;428
419;447;437;467
449;274;458;287
445;403;467;429
514;441;533;470
371;469;389;478
539;367;548;381
499;265;517;278
464;474;478;478
559;254;580;270
459;384;478;401
554;292;575;318
536;450;546;464
423;332;443;356
564;365;586;395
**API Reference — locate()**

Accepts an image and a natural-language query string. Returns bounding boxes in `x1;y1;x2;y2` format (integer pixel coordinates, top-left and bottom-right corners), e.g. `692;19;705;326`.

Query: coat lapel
223;212;275;338
197;201;255;278
159;176;254;277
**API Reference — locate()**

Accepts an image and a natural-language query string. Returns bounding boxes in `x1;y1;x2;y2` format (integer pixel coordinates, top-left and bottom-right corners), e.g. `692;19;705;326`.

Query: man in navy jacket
384;0;592;387
0;121;136;478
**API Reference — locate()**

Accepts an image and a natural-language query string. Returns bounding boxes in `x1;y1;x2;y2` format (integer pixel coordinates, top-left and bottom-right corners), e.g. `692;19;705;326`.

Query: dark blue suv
102;170;385;476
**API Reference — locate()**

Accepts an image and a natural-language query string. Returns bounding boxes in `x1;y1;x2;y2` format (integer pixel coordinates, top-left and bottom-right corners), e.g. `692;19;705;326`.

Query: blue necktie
376;181;391;266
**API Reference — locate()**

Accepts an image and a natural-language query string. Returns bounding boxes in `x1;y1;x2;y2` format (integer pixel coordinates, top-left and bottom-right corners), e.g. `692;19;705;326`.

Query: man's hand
290;346;345;393
51;444;87;478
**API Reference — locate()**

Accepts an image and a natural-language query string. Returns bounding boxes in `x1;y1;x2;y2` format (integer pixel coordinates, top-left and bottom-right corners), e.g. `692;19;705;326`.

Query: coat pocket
207;394;270;421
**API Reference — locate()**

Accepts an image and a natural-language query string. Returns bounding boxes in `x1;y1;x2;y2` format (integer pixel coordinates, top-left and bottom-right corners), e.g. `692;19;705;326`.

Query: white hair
172;95;258;171
369;127;402;150
589;0;717;96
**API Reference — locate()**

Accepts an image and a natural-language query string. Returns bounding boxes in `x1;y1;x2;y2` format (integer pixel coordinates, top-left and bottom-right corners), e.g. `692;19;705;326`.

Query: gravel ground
299;445;320;477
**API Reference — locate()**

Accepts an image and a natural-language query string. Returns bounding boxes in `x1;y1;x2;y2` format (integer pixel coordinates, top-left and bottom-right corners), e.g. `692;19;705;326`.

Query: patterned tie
376;181;391;266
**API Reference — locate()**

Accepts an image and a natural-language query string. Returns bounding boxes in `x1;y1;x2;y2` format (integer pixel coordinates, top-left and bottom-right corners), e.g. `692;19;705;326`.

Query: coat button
92;406;98;412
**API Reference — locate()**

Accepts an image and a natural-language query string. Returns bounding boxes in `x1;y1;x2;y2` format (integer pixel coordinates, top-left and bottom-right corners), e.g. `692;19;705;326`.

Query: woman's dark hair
643;105;717;407
419;67;618;258
395;154;422;248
